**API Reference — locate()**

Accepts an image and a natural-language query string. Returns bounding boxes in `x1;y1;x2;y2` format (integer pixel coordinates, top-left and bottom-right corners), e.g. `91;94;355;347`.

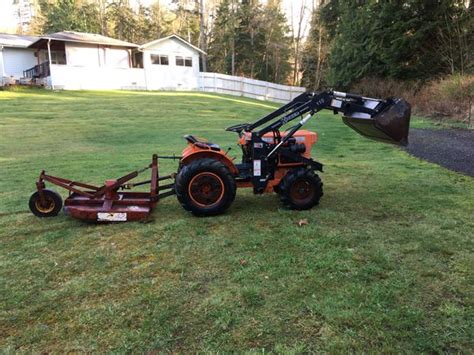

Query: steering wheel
225;123;251;133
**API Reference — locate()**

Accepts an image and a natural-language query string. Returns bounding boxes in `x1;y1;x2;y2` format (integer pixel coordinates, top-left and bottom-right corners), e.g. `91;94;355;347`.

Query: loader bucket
342;98;411;146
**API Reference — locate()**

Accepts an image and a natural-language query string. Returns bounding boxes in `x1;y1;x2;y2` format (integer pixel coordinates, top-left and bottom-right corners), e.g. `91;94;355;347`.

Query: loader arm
226;90;411;194
226;90;410;147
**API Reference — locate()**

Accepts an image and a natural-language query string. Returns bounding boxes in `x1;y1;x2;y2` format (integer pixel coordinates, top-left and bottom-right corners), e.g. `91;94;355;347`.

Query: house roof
28;31;138;48
140;35;206;54
0;33;39;48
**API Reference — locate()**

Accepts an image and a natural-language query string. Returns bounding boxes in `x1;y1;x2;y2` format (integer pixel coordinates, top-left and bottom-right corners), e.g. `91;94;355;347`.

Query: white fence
199;72;306;103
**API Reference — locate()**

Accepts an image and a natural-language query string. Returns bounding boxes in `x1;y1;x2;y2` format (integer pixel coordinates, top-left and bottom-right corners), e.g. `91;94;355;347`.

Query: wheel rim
188;172;225;208
35;196;55;213
289;178;315;205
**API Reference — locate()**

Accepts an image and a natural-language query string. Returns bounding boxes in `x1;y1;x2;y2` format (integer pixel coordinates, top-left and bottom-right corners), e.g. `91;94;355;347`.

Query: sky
0;0;313;36
0;0;18;32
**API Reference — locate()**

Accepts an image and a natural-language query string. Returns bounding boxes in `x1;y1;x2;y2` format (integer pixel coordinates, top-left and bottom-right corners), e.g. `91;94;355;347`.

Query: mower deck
29;154;175;222
64;192;155;222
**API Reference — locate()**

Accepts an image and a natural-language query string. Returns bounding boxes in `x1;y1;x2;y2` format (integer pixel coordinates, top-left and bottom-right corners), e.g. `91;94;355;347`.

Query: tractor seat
184;135;221;150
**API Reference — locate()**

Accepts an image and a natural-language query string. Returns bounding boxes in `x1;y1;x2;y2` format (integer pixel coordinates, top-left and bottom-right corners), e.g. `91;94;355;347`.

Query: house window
150;54;169;65
133;52;143;68
50;51;66;65
160;55;169;65
176;56;192;67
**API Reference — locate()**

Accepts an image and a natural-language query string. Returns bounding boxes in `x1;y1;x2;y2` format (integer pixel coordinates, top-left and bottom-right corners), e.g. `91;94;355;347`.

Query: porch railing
23;61;50;79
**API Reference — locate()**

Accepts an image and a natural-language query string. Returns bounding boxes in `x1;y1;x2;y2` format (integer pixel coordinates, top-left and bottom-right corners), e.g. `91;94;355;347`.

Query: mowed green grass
0;88;473;352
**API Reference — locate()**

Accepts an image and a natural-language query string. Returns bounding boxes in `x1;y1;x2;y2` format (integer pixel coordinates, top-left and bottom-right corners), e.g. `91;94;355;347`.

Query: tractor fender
180;146;238;175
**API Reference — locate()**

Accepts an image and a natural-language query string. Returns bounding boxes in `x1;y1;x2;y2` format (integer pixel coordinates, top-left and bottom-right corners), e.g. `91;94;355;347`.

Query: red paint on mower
29;155;175;222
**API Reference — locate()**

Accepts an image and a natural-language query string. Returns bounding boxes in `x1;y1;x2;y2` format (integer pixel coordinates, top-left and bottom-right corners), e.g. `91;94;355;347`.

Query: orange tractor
29;90;410;221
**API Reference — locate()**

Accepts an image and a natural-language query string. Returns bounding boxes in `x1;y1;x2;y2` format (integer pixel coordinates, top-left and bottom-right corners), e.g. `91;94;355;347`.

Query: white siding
1;47;36;79
143;37;200;90
65;43;130;68
50;65;146;90
66;43;100;67
105;47;130;68
0;51;4;78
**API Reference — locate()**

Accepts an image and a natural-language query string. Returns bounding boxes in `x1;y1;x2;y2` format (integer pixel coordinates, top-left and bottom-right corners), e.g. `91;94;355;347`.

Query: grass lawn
1;88;473;352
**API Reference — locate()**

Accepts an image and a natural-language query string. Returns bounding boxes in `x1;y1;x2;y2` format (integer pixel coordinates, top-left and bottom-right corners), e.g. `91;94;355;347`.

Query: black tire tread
29;189;63;217
175;158;236;216
278;168;323;210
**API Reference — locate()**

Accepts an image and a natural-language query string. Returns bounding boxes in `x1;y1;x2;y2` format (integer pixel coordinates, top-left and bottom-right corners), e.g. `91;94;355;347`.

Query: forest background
10;0;474;123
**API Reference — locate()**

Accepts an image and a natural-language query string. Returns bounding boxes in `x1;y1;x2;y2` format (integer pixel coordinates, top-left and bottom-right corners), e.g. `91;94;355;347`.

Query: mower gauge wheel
175;158;236;216
278;168;323;210
29;189;63;217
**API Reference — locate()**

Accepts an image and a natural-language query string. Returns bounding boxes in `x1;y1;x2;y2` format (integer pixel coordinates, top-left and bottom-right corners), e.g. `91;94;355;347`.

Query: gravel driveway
404;128;474;177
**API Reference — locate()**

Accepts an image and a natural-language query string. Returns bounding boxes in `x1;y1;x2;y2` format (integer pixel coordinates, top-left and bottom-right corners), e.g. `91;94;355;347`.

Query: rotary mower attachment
29;155;175;222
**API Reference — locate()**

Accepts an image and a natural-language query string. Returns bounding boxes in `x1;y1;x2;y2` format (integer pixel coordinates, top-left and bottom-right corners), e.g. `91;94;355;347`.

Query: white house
0;31;305;103
18;31;205;91
27;31;143;90
138;35;205;90
0;33;39;85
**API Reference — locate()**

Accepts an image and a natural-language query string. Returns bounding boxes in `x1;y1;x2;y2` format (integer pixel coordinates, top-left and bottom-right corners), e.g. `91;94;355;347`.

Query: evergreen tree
208;0;291;83
170;0;200;44
301;0;473;89
148;2;173;42
234;0;266;78
36;0;172;44
333;0;472;87
207;0;238;75
260;0;292;83
39;0;102;34
324;1;377;88
106;1;138;42
301;1;330;90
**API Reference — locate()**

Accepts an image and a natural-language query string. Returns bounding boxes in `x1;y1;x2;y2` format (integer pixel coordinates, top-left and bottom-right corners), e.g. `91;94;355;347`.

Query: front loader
29;90;411;221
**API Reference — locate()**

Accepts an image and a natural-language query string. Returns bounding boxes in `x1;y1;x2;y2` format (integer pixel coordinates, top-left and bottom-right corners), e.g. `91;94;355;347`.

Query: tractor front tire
29;189;63;217
175;158;236;216
278;168;323;210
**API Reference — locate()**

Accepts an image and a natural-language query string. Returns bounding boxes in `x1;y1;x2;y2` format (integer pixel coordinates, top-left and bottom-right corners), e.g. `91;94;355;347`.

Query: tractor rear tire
29;189;63;217
278;168;323;210
175;158;236;216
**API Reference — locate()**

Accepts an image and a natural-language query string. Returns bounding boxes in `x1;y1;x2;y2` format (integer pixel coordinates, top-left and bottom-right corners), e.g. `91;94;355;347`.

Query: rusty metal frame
34;154;175;222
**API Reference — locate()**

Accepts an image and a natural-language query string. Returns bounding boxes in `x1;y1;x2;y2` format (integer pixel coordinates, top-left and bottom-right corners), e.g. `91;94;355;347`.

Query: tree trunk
291;0;307;86
198;0;207;72
231;38;235;76
315;18;323;89
314;0;325;90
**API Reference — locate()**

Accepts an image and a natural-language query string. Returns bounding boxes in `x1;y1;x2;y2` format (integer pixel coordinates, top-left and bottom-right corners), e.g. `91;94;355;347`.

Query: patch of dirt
404;128;474;177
